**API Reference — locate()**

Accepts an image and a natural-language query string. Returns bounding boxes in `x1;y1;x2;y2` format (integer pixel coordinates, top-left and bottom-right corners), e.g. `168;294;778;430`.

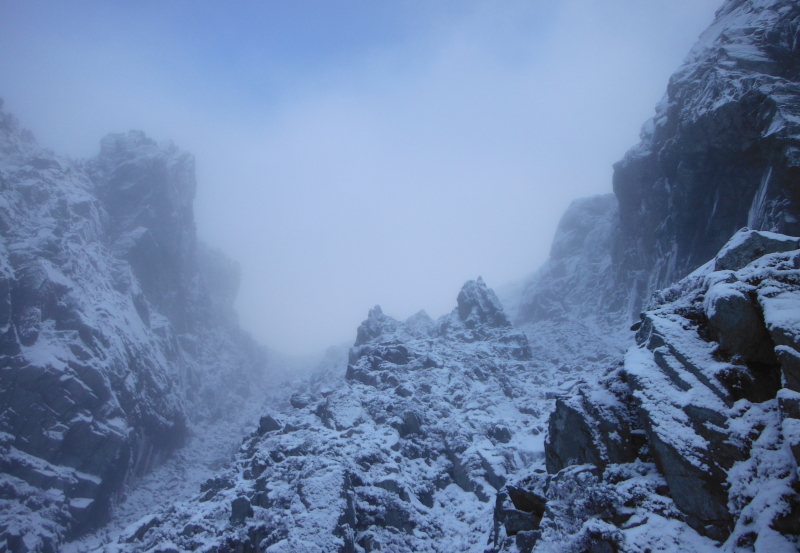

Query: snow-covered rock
515;0;800;335
0;102;268;551
7;0;800;551
495;230;800;552
100;278;561;553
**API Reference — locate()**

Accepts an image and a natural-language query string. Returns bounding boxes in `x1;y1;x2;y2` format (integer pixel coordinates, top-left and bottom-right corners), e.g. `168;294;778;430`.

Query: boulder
230;496;254;524
545;381;638;474
259;415;282;434
714;229;800;272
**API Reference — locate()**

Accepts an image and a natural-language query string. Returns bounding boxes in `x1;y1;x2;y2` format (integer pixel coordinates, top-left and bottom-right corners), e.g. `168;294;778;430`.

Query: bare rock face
612;0;800;307
517;0;800;330
0;107;266;551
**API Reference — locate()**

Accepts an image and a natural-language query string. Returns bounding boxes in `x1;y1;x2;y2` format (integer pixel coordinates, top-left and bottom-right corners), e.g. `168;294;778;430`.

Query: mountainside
0;103;268;552
102;278;561;552
5;0;800;552
99;235;800;553
491;230;800;552
517;0;800;330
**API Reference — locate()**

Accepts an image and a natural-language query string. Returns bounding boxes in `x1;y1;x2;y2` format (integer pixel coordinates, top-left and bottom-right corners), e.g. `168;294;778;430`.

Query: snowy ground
62;392;272;552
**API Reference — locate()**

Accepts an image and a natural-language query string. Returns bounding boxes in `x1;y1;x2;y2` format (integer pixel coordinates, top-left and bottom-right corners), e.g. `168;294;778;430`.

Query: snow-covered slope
0;102;268;551
92;278;571;552
509;194;628;380
491;230;800;552
7;0;800;551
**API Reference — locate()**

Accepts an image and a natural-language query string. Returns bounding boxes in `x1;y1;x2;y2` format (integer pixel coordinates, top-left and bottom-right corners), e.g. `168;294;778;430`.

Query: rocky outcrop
515;194;621;326
516;0;800;331
613;0;800;300
544;377;641;475
496;8;800;545
0;103;267;551
100;278;561;553
495;230;800;551
6;1;800;552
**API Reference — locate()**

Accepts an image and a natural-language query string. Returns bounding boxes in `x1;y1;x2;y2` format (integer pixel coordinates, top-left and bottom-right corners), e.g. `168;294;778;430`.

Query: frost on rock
515;0;800;340
611;0;800;313
100;278;562;553
493;230;800;553
0;105;268;551
7;0;800;551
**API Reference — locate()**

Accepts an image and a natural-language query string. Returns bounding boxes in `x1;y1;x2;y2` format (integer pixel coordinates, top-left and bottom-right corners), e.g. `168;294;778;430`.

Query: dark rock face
612;0;800;310
456;276;511;329
104;279;554;552
518;0;800;329
530;230;800;548
0;107;267;550
93;131;197;331
503;4;800;543
545;377;640;475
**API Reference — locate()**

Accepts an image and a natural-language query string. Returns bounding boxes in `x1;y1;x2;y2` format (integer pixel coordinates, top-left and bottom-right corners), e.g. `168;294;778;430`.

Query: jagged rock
506;485;546;516
456;276;510;329
545;378;639;474
120;514;161;544
494;491;540;536
101;278;550;552
259;414;282;434
517;0;800;334
540;229;800;547
0;104;268;549
8;1;800;551
230;496;254;524
516;194;622;325
778;389;800;420
776;346;800;392
489;425;512;444
611;0;800;312
354;305;394;347
704;277;776;365
715;229;800;272
784;418;800;467
290;393;313;409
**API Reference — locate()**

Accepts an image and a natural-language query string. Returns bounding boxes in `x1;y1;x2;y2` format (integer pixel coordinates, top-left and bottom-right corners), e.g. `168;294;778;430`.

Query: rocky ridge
490;230;800;552
0;103;268;552
98;278;562;553
6;0;800;551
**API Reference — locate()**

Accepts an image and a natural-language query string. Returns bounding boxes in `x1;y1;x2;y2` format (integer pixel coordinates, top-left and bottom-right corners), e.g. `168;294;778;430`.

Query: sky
0;0;722;355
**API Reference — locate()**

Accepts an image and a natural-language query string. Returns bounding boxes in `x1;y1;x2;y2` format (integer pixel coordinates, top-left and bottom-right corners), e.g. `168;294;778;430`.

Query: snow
6;0;800;548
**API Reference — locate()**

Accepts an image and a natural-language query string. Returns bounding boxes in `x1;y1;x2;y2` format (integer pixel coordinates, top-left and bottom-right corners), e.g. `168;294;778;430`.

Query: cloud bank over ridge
0;0;721;354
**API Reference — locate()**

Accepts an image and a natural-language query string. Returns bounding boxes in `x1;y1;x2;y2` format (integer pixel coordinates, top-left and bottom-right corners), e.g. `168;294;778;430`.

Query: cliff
0;102;267;551
517;0;800;329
